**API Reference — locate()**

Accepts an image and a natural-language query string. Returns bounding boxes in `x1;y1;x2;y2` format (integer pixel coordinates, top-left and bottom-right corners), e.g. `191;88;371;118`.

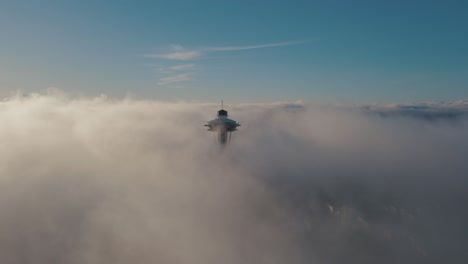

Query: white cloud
170;44;185;51
0;93;468;263
146;41;306;88
145;44;201;61
145;40;305;61
204;41;304;51
169;64;194;70
157;73;191;86
145;51;201;60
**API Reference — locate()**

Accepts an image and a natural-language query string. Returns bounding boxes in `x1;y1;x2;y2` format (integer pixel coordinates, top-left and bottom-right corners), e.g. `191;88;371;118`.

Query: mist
1;93;467;264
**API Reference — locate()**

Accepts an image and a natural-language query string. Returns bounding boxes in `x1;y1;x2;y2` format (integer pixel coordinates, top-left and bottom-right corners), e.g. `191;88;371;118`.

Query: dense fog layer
0;93;467;264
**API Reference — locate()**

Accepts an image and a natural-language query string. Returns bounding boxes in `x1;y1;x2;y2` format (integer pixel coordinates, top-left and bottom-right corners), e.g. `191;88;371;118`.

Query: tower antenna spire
221;100;223;109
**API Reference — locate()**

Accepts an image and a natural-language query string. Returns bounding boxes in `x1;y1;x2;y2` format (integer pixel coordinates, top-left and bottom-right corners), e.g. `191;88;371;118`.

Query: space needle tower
205;101;241;144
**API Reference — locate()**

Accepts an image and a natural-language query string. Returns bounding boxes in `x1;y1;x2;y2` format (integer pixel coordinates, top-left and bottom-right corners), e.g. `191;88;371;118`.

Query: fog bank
1;94;467;264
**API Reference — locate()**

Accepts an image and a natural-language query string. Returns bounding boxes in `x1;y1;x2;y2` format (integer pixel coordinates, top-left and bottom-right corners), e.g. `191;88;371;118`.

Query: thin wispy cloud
169;64;194;70
146;40;304;61
157;73;191;86
145;51;201;61
146;40;306;88
203;41;304;51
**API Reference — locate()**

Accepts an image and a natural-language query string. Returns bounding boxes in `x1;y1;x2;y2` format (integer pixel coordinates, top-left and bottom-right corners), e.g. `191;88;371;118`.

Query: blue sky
0;0;467;103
